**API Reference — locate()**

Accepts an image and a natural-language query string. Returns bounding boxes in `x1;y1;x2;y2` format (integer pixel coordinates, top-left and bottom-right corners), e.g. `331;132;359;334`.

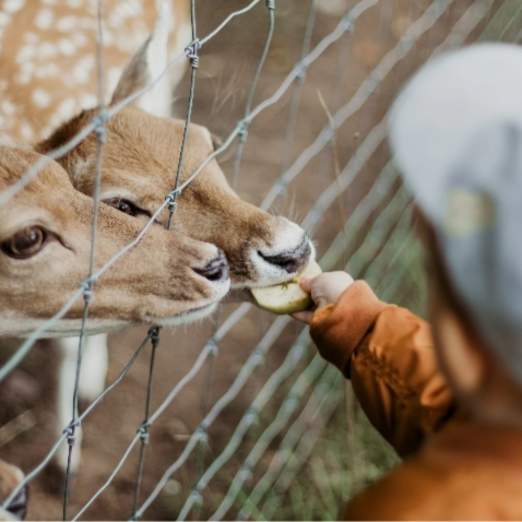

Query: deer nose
193;250;229;282
259;237;312;274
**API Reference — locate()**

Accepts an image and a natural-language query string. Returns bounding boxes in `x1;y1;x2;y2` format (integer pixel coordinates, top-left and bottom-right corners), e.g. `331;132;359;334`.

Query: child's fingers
298;277;313;292
292;310;314;323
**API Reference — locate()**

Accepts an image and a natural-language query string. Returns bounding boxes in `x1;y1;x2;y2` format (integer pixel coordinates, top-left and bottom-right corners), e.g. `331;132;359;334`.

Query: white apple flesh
251;261;322;314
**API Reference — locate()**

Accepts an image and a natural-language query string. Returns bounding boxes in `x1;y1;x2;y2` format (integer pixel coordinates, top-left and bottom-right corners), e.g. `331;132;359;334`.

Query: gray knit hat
389;43;522;386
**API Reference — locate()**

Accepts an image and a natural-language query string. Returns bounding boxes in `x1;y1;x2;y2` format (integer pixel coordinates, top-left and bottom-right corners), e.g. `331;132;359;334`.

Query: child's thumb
299;277;313;293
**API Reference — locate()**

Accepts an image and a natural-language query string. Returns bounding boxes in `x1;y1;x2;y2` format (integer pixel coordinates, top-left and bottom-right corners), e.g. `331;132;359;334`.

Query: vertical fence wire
232;0;277;185
62;1;107;519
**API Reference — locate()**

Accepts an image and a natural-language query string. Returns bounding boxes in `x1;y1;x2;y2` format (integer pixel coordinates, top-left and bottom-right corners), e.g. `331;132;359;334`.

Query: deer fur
0;145;230;335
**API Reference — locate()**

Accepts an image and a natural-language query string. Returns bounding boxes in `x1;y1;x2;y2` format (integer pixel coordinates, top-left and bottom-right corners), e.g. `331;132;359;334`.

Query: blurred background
0;0;517;519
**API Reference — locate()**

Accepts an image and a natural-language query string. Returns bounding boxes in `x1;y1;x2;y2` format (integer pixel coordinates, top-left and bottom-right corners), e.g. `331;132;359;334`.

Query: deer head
36;13;314;294
0;146;230;338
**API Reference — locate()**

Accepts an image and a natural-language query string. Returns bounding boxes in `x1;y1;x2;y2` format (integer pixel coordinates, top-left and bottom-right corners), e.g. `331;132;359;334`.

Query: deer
0;144;231;518
0;0;314;476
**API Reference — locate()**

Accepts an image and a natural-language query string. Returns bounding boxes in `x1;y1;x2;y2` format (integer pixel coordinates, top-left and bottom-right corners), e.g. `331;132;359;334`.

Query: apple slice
251;261;322;314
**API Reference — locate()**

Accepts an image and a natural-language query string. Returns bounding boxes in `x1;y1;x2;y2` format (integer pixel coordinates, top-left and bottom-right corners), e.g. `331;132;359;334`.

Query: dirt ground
0;1;500;520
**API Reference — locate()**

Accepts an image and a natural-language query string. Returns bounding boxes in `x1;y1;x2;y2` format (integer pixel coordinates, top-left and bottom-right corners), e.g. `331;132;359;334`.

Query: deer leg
77;334;109;402
55;338;83;475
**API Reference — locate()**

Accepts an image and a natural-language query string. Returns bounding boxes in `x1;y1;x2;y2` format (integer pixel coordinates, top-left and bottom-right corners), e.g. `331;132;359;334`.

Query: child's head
389;44;522;425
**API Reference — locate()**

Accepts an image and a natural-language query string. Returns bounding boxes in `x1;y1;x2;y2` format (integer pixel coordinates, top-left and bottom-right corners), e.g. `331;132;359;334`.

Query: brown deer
0;145;230;335
0;145;230;517
1;0;313;474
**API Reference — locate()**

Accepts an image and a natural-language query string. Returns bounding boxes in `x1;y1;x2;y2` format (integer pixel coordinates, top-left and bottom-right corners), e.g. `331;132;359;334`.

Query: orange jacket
310;281;522;519
310;280;454;456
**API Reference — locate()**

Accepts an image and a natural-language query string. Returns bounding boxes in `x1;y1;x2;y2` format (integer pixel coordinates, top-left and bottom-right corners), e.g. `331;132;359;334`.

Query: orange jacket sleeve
310;281;455;456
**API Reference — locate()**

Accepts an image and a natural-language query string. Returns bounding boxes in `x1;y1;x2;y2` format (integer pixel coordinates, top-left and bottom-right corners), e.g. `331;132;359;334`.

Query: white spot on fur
4;0;25;13
34;62;60;79
57;98;77;119
72;55;95;84
57;38;76;55
80;94;97;107
32;88;51;108
56;16;77;32
1;100;16;116
20;122;34;140
0;12;10;27
16;45;35;64
71;32;87;47
35;8;54;30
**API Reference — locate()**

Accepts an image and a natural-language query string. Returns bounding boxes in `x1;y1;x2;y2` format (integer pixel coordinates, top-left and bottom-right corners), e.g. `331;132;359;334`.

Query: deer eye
103;197;144;217
1;226;48;259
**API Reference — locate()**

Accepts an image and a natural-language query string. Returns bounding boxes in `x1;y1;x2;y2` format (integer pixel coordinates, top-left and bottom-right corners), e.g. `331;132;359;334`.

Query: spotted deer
0;145;230;518
1;0;314;474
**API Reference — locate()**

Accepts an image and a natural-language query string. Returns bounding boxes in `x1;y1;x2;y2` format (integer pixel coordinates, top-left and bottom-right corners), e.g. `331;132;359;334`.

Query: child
295;44;522;519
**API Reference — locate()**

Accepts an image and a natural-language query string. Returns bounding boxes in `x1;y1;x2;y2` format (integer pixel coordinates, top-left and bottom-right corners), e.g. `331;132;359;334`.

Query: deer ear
110;0;172;117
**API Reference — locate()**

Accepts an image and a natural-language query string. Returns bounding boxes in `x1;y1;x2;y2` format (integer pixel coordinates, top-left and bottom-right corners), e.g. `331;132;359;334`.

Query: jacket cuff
310;280;390;375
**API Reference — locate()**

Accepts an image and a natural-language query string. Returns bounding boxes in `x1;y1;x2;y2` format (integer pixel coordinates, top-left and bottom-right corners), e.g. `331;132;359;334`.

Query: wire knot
93;110;109;142
81;279;94;304
245;407;258;425
340;16;354;33
194;425;209;447
207;338;219;357
237;120;249;143
266;0;275;10
165;192;179;213
295;63;307;81
63;420;80;445
184;39;201;69
149;326;161;348
138;421;151;444
252;349;265;367
239;465;253;482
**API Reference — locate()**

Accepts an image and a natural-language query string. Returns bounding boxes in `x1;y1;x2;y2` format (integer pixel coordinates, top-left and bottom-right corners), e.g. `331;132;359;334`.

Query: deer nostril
258;238;312;274
193;251;229;282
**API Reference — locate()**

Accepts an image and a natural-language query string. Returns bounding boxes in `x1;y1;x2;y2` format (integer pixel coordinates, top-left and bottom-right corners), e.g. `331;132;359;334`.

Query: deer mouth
156;301;220;327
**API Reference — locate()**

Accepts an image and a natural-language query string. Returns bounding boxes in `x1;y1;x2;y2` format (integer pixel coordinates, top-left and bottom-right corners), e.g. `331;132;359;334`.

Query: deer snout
193;249;229;283
246;217;315;287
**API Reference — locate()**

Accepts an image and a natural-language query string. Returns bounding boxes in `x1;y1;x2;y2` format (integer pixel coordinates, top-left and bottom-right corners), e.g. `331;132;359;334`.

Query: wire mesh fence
0;0;516;519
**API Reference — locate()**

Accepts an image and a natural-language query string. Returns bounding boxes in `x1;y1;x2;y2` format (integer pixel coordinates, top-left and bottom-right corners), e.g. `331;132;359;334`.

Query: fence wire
0;0;508;519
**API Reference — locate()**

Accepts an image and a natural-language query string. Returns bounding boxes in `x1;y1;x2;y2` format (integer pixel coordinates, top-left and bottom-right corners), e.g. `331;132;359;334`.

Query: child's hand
293;271;354;324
